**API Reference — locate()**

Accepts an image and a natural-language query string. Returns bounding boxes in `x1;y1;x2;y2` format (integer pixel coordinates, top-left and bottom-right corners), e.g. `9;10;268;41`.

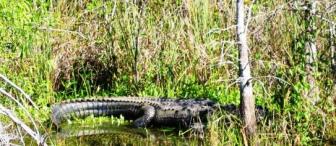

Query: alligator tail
51;101;105;126
51;101;138;126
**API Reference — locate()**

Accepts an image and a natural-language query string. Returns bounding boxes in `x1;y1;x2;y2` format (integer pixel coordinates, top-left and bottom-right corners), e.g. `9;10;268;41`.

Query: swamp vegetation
0;0;336;145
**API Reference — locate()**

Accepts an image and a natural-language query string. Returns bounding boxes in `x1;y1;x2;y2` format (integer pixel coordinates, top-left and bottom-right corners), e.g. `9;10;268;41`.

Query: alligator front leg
190;122;205;132
133;105;155;128
189;122;205;138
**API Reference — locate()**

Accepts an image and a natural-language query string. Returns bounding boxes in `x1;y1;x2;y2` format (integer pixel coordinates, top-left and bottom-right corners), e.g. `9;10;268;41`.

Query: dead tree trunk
304;0;319;103
331;24;336;79
330;24;336;104
236;0;256;136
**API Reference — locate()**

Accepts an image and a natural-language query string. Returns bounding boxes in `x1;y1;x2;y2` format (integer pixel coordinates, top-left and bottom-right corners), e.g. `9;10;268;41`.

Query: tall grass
0;0;335;145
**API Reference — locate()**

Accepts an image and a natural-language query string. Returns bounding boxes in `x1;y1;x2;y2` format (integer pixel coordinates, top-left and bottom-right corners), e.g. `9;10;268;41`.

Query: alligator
51;97;266;131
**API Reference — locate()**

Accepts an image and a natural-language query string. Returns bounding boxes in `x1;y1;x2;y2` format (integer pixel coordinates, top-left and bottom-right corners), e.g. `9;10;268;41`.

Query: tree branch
0;105;47;146
0;74;38;109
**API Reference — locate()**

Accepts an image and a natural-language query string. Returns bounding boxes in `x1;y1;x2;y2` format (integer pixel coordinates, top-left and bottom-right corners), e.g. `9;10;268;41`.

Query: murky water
51;123;202;146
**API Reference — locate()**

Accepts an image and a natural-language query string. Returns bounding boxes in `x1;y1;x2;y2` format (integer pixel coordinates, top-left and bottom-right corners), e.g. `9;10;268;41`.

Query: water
51;123;201;146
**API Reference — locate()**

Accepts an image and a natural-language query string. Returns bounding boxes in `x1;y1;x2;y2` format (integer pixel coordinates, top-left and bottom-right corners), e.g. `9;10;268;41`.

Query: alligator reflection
55;123;197;146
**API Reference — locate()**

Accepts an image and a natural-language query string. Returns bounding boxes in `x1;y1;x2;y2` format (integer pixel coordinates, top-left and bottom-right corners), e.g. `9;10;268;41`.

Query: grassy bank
0;0;335;145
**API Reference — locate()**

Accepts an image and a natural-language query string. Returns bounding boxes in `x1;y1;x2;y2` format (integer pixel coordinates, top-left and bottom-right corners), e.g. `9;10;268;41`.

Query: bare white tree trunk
304;0;319;103
330;24;336;104
236;0;256;136
330;22;336;77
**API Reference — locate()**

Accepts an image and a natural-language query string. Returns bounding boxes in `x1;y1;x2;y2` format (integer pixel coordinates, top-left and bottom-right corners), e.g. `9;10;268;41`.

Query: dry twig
0;74;38;109
0;105;47;146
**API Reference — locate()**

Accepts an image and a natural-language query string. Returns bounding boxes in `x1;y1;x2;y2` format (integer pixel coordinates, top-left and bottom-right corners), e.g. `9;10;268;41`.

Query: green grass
0;0;335;145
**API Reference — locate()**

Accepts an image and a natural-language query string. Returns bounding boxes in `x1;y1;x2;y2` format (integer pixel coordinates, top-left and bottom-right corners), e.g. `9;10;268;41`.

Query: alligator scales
51;97;226;129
